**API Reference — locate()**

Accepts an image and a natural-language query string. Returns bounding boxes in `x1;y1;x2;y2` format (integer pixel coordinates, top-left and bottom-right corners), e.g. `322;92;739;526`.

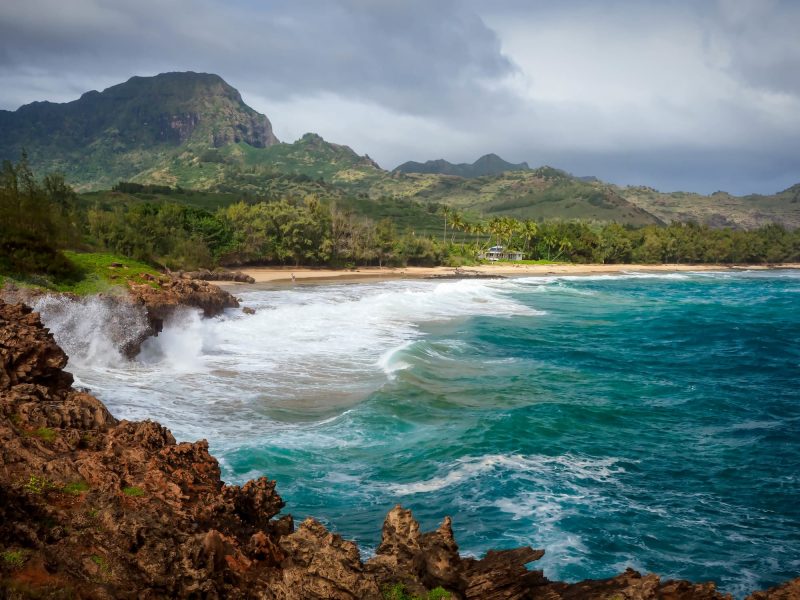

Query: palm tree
440;206;452;245
486;217;501;248
521;220;539;258
449;212;465;244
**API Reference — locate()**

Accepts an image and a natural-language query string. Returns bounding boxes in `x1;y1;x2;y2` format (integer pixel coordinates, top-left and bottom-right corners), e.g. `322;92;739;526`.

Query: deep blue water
50;270;800;597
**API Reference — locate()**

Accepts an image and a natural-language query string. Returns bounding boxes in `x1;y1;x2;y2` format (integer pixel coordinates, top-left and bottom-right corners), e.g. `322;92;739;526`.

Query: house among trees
481;245;524;262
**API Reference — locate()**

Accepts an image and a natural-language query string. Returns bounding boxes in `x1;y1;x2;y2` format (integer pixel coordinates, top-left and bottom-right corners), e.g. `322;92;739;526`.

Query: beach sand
218;263;800;286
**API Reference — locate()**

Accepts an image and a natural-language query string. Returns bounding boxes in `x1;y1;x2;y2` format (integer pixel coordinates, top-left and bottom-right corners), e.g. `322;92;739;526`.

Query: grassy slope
60;252;162;294
0;252;162;296
618;184;800;229
79;142;800;228
365;168;661;226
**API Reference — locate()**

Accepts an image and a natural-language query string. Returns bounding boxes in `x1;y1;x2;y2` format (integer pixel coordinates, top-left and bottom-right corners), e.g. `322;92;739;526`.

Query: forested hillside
2;72;798;229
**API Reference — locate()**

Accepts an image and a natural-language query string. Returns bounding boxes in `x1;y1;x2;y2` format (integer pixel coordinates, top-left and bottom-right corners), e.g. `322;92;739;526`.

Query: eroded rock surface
128;273;239;319
124;274;239;356
0;300;797;599
177;269;256;284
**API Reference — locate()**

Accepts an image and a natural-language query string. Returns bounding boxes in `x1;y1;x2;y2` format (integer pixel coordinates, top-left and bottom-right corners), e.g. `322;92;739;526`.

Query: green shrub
383;584;410;600
64;481;90;495
382;583;451;600
23;475;52;495
90;554;110;573
28;427;56;443
122;486;145;497
1;549;29;568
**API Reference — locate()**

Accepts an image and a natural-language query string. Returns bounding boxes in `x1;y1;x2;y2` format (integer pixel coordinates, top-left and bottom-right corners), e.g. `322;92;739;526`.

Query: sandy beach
218;263;800;286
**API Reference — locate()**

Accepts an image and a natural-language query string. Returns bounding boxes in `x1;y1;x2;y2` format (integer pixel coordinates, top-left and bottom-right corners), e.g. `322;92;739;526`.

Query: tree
520;220;539;257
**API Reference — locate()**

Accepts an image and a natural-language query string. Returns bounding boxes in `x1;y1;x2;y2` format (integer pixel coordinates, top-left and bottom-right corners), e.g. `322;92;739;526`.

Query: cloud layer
1;0;798;193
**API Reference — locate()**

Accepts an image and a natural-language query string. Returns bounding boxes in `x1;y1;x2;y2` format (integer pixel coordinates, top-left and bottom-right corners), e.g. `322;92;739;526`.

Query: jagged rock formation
177;269;256;284
0;300;797;598
128;273;240;319
123;274;239;356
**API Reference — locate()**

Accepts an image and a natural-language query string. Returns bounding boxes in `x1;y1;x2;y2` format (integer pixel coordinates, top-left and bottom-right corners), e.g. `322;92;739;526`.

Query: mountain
2;72;797;229
394;153;530;178
369;166;662;226
0;72;279;189
616;184;800;229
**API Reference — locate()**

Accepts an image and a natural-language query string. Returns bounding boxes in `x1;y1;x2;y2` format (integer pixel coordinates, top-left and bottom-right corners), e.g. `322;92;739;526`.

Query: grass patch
382;583;451;600
63;481;90;495
90;554;110;573
57;251;162;295
1;251;163;296
1;549;29;568
26;427;57;443
23;475;53;495
122;486;145;497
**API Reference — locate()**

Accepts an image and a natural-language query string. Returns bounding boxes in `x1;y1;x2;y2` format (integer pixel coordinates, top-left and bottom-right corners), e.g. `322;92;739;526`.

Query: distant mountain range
394;154;529;178
2;71;798;229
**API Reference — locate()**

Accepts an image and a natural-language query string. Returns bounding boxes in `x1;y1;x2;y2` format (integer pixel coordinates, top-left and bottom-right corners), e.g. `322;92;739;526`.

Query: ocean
36;270;800;597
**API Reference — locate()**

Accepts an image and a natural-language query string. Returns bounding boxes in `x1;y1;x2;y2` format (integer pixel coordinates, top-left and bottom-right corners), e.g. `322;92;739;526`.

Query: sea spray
33;295;150;368
137;307;209;371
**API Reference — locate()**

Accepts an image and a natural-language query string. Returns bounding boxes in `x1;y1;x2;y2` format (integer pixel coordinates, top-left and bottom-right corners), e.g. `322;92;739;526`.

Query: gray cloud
0;0;515;116
0;0;798;194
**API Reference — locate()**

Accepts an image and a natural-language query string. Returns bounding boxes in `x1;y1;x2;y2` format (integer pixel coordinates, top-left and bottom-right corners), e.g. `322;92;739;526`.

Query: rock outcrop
177;269;256;284
0;300;797;599
123;274;239;356
128;274;240;319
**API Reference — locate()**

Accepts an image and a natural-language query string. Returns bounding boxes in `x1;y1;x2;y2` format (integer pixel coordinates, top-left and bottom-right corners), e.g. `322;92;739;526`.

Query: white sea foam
387;453;627;495
33;295;150;368
34;279;541;441
514;272;692;286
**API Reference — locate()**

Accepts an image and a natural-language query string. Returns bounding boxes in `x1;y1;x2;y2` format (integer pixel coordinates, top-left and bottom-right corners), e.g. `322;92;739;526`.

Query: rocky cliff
0;300;797;599
0;72;279;190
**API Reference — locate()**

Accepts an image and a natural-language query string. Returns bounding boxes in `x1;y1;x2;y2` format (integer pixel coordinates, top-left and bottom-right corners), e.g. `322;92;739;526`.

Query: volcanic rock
179;269;256;284
124;274;239;356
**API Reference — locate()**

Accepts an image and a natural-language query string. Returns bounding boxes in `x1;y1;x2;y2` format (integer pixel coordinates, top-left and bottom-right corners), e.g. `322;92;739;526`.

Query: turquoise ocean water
41;270;800;597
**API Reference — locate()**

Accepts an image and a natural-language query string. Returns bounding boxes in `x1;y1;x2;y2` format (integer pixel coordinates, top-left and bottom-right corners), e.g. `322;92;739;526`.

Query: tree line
1;160;799;280
441;213;800;265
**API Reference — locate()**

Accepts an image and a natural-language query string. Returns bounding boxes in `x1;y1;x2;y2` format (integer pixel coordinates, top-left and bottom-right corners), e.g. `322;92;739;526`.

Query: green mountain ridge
394;153;530;178
2;71;798;229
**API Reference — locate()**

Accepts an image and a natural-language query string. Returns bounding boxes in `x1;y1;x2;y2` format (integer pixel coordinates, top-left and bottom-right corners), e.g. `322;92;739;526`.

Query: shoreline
217;262;800;286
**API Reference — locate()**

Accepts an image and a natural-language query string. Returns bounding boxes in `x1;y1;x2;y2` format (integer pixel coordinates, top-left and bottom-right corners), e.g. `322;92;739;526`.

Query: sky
1;0;799;194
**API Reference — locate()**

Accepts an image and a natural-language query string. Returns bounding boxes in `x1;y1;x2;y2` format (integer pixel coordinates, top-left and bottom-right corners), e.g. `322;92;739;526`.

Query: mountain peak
0;71;279;189
394;153;529;178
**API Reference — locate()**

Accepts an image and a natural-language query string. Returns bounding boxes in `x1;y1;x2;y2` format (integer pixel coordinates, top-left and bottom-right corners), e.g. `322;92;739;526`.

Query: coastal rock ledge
0;299;797;599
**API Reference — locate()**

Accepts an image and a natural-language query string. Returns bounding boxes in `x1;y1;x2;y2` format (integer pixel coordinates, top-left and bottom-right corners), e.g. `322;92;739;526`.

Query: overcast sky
1;0;799;194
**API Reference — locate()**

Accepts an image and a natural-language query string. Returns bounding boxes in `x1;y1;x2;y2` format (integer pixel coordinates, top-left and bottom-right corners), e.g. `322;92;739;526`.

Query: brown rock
277;518;381;599
746;577;800;599
532;568;731;599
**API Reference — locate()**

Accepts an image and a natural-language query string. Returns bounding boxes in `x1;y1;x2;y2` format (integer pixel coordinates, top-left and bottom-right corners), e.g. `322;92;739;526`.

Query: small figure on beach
291;272;296;283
